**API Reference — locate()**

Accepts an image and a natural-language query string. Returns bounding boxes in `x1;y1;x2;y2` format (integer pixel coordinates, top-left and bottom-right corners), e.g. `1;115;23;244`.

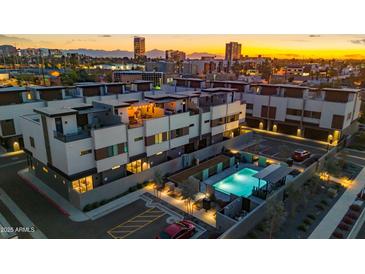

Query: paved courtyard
243;134;327;168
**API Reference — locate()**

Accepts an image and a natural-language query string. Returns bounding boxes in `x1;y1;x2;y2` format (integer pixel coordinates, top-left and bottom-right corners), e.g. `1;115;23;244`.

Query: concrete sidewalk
18;168;152;222
86;189;147;220
0;150;24;158
18;169;89;222
309;167;365;239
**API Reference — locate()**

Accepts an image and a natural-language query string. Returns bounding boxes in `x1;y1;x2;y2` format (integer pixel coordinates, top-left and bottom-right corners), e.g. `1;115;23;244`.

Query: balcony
54;129;91;142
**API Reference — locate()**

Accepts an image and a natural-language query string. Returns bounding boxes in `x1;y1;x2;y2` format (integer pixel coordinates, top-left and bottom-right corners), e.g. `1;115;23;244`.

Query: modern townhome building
210;81;361;143
0;83;127;152
112;70;164;87
20;88;246;203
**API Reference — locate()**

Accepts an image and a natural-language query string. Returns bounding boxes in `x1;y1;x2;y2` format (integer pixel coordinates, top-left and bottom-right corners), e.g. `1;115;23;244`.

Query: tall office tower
165;50;186;62
134;36;146;59
225;42;242;61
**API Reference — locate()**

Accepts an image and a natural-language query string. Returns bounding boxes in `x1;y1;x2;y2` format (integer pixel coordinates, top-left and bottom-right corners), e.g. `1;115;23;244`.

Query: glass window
155;133;163;144
72;176;93;193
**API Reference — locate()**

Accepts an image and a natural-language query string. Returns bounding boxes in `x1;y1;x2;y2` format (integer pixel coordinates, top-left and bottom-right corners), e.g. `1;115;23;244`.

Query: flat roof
105;82;126;86
97;99;131;108
0;86;28;93
31;85;75;90
202;87;238;92
253;164;292;184
115;70;163;74
34;107;78;117
174;77;203;82
175;91;201;98
322;88;360;93
133;80;153;84
211;80;249;85
75;82;105;87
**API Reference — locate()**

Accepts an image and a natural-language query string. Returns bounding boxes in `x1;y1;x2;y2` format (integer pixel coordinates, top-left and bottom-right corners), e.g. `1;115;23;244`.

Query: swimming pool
213;168;267;197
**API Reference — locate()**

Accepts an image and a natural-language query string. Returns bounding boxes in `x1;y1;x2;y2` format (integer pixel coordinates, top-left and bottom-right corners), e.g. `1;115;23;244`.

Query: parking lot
244;135;328;168
105;197;205;239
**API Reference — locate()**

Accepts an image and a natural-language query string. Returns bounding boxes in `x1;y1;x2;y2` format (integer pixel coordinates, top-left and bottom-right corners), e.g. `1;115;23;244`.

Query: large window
107;144;119;157
126;159;150;174
286;108;302;116
29;136;35;148
304;110;321;119
95;143;126;160
72;176;93;193
154;133;163;144
0;119;16;136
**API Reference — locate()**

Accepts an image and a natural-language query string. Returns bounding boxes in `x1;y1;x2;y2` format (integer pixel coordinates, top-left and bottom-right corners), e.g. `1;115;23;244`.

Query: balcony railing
54;129;91;143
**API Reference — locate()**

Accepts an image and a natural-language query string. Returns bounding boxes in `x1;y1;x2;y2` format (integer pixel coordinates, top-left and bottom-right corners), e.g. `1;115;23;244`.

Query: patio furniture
174;187;183;197
165;182;175;192
202;198;211;211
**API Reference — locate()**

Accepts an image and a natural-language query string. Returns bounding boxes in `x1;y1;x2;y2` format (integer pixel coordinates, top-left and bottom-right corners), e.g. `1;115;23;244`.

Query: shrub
332;231;344;239
91;202;99;209
315;204;325;210
256;223;265;232
350;204;361;212
247;232;257;239
347;212;360;220
136;183;143;189
343;217;354;225
83;204;93;212
297;224;307;232
100;200;108;206
320;199;329;206
338;222;350;231
128;185;138;192
307;214;316;220
303;218;313;225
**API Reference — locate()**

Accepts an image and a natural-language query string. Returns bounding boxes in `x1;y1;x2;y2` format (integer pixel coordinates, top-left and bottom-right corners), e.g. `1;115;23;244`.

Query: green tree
308;175;322;195
265;199;287;239
154;170;164;198
324;158;341;177
286;184;303;217
182;177;198;214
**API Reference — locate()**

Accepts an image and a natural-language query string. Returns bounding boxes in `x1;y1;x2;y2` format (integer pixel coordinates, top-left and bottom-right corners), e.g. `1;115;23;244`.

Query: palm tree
265;199;287;239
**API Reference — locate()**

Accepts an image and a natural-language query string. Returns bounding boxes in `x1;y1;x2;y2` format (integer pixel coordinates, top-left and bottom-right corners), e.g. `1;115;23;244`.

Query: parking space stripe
107;207;167;239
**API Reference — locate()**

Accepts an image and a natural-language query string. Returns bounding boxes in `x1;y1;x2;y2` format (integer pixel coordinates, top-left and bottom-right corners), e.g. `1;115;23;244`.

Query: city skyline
1;34;365;59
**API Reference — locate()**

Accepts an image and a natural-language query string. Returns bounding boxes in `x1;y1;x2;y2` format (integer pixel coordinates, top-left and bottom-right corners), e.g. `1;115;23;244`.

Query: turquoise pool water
213;168;267;197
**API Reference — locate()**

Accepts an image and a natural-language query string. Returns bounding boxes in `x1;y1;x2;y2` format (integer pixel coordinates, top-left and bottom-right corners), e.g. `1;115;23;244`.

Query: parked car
157;220;196;239
292;149;311;162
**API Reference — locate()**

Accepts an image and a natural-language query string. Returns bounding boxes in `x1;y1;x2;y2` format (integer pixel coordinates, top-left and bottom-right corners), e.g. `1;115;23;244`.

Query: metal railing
54;129;91;142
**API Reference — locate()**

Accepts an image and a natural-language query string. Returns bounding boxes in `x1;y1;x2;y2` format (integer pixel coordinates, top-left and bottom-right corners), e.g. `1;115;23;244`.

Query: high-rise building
165;50;186;62
134;36;145;59
225;42;242;61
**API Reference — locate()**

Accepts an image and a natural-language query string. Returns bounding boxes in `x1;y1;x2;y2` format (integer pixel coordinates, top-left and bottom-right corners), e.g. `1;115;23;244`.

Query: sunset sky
1;34;365;59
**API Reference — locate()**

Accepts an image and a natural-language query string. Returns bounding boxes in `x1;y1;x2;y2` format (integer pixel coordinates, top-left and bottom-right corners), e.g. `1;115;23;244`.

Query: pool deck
203;163;262;188
201;163;264;199
169;154;230;184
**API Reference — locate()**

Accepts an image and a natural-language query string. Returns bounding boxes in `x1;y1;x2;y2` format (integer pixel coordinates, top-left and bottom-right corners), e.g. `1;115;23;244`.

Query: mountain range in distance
63;48;223;59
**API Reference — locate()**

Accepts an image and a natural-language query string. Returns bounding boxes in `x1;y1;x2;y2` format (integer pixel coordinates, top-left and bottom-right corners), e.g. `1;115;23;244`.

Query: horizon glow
1;34;365;59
